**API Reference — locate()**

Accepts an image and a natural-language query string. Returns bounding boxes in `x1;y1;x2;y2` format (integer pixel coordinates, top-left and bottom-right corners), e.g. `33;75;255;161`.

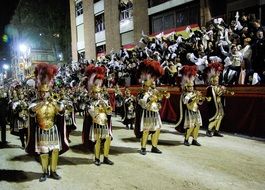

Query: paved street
1;116;265;190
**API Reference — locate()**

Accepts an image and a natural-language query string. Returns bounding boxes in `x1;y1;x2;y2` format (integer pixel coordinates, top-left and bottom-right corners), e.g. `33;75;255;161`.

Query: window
121;31;134;45
176;10;188;27
150;2;199;34
151;11;175;33
77;24;84;42
153;17;163;33
119;0;133;21
164;13;175;30
76;1;83;17
95;13;105;33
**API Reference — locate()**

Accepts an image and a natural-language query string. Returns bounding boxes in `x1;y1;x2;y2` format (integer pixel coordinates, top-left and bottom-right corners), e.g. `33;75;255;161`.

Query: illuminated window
76;1;83;17
95;13;105;33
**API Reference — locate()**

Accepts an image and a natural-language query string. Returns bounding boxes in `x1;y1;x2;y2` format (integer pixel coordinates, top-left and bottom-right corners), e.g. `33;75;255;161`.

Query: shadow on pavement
112;125;127;130
0;143;21;149
0;169;40;182
59;156;94;165
70;143;90;154
158;139;183;146
9;154;37;162
70;130;82;136
121;137;182;146
121;137;141;144
110;145;139;155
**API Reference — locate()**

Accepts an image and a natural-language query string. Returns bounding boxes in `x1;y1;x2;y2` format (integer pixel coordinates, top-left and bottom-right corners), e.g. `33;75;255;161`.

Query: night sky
0;0;20;53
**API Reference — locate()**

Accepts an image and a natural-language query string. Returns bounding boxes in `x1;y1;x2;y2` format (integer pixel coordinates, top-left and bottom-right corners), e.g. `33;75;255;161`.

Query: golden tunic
34;101;58;130
93;106;107;126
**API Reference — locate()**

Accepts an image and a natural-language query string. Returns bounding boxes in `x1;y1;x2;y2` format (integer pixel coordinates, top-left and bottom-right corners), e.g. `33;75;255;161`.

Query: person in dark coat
0;87;9;146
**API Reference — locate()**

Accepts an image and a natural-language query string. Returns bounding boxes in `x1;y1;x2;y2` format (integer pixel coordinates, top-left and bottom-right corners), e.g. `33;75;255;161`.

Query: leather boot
103;157;114;165
139;148;146;155
94;158;101;166
184;139;190;146
213;130;223;137
192;139;201;146
151;146;162;154
39;173;48;182
50;172;61;180
206;130;213;137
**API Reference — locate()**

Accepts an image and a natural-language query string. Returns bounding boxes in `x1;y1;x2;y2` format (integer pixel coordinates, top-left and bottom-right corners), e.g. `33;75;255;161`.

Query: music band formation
0;58;233;182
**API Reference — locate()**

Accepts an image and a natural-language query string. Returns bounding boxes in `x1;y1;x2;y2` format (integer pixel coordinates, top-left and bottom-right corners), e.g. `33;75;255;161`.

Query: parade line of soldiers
0;60;233;182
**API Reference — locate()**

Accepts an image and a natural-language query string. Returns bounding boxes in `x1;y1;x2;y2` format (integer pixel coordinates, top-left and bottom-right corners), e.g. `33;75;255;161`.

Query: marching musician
134;59;169;155
26;63;69;182
176;65;207;146
59;87;77;143
122;88;136;129
82;64;114;166
12;88;29;149
206;62;234;137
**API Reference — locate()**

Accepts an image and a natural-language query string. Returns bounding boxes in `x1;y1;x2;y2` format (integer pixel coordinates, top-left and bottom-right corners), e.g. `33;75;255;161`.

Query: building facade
70;0;150;62
69;0;264;63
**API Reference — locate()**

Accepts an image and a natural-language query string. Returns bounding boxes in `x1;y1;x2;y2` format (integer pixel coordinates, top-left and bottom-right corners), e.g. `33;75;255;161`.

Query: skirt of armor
89;123;110;142
66;116;74;128
184;110;202;129
140;110;162;131
17;120;29;130
35;125;61;153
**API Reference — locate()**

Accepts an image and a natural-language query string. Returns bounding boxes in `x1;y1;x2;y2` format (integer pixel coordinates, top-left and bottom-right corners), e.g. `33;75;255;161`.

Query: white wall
148;0;194;15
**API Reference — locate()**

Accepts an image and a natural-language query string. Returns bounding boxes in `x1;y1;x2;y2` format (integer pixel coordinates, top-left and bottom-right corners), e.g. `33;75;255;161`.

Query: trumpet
98;99;113;115
216;86;235;96
154;90;170;100
194;91;211;102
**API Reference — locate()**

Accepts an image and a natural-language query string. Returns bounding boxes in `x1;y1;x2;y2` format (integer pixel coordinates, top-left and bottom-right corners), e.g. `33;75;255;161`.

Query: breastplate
146;101;161;112
187;101;199;112
93;106;108;126
35;102;57;130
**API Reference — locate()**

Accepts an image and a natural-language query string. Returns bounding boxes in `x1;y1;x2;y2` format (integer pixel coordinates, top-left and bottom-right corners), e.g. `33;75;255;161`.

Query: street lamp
3;64;9;70
19;44;28;54
18;43;31;81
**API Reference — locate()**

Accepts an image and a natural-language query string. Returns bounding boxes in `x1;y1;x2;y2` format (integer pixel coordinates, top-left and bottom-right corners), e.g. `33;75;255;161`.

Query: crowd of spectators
58;11;265;88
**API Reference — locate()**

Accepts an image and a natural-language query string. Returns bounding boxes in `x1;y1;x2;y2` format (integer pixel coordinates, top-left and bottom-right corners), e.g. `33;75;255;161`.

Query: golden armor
146;89;170;112
34;102;58;130
38;84;50;92
18;100;29;121
93;100;112;126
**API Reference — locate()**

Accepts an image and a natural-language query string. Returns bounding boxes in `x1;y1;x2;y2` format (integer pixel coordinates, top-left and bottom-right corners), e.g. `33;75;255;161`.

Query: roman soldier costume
122;88;136;129
134;59;169;155
59;88;77;143
206;62;234;137
12;88;29;149
82;64;114;166
176;65;208;146
25;62;69;182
